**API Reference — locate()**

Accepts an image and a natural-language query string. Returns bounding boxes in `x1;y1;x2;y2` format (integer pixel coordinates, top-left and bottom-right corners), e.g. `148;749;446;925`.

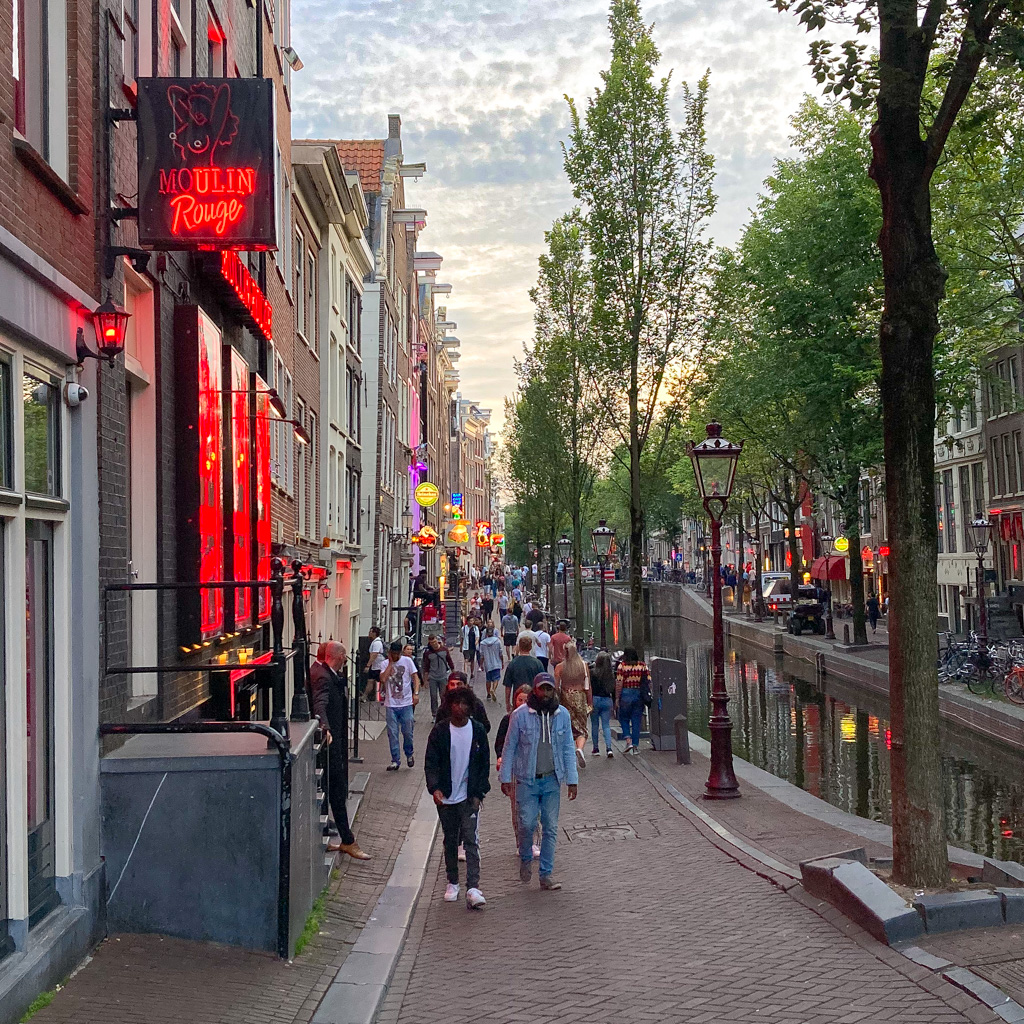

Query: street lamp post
687;421;743;801
543;542;552;609
970;518;992;654
821;531;835;640
557;533;571;619
592;520;615;650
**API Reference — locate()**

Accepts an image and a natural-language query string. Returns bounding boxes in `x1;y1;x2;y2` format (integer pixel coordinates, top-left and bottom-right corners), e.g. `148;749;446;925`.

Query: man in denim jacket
499;673;578;889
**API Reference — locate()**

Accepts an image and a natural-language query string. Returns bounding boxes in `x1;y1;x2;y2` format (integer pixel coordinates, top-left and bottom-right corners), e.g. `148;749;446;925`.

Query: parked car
787;592;826;635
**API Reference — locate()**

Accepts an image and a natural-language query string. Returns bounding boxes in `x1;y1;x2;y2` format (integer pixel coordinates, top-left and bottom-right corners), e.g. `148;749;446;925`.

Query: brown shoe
539;875;561;890
329;841;371;860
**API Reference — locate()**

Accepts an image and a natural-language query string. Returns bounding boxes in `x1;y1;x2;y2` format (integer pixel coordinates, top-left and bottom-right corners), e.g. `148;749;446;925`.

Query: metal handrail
100;721;293;959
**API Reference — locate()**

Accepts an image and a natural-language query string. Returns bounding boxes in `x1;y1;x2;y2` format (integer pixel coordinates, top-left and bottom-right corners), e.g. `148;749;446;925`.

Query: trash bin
649;656;689;762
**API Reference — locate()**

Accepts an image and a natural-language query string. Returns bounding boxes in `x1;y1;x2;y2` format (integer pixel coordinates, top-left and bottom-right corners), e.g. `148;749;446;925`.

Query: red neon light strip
255;379;272;623
220;250;273;341
231;351;252;625
197;313;224;637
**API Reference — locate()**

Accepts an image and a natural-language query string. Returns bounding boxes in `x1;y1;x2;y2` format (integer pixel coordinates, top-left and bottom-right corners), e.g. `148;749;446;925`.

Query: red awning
810;556;847;581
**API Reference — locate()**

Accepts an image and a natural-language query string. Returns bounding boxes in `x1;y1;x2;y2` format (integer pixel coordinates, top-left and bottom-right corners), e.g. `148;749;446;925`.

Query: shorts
503;634;517;647
486;669;501;683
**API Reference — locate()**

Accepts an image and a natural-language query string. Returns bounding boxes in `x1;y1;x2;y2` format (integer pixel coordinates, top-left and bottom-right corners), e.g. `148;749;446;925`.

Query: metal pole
705;511;740;799
350;657;363;763
977;555;988;655
599;557;607;650
289;558;311;721
825;551;835;640
563;566;569;619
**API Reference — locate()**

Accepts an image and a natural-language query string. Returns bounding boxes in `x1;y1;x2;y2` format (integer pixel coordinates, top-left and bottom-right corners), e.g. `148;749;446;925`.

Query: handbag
639;668;653;709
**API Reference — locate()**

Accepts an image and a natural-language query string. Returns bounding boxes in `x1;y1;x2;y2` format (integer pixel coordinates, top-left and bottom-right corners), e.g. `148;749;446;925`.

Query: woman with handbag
615;647;651;755
554;642;591;770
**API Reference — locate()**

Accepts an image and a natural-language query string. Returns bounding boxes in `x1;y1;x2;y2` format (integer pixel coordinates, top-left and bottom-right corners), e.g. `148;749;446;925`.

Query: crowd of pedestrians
337;570;655;913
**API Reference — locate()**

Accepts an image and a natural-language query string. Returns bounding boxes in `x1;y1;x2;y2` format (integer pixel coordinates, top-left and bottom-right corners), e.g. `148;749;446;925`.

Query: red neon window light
231;351;252;625
197;311;224;636
254;377;272;622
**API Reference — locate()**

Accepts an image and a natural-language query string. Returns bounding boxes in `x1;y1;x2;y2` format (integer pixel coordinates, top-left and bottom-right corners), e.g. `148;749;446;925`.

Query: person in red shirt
547;621;572;669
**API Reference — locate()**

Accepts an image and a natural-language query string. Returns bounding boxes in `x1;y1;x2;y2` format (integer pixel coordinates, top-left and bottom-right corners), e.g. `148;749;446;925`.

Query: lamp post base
704;720;740;799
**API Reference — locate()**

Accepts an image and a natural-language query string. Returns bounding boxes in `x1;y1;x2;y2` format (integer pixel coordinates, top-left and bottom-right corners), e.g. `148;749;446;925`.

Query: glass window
960;465;972;551
0;359;11;489
307;253;316;344
294;232;304;332
935;473;944;554
993;435;1005;496
22;373;59;496
1006;433;1018;494
1016;431;1024;496
25;520;57;925
1011;356;1020;402
944;469;957;553
123;0;139;83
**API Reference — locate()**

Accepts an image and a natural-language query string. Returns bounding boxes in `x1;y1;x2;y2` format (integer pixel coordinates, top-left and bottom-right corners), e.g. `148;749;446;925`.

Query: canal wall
612;582;1024;754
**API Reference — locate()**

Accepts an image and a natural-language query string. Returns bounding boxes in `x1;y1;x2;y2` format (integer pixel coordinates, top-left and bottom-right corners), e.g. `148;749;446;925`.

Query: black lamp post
821;531;836;640
558;533;571;619
592;520;615;649
970;517;992;654
543;542;552;608
687;421;743;800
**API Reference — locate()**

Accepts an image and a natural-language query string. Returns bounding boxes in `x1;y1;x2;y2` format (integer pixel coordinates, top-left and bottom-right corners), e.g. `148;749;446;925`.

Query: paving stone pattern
30;694;433;1024
922;928;1024;1011
384;713;995;1024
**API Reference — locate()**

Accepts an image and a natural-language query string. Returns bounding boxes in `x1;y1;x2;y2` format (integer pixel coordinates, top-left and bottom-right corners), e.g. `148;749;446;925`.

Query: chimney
388;114;402;139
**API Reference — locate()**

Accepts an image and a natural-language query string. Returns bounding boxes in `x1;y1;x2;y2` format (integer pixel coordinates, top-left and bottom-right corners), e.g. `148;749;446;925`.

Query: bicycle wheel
1005;666;1024;705
966;661;998;694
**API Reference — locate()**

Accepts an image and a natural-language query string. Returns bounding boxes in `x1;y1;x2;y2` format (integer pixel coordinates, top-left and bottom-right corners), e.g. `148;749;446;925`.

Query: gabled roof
333;139;385;193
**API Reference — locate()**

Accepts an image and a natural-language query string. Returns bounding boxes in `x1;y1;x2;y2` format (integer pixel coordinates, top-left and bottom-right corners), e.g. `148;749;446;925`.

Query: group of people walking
326;590;654;913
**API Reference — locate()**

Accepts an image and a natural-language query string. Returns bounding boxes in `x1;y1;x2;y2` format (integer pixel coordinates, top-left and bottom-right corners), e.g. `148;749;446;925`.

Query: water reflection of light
840;714;857;744
612;612;620;643
868;715;879;738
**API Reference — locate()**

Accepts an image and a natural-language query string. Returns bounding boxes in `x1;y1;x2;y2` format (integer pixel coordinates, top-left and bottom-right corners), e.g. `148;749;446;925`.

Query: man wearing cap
498;674;578;890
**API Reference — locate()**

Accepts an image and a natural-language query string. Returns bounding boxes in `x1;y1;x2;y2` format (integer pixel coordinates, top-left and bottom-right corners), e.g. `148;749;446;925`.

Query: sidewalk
29;694;435;1024
376;698;999;1024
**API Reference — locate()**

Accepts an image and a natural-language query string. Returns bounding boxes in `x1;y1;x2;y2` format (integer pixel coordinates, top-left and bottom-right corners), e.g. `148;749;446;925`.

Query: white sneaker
576;748;587;770
444;883;460;902
458;845;466;862
466;887;486;909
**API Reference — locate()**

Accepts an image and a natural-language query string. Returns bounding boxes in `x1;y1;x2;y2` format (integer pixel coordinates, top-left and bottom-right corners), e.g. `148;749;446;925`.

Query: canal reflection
580;587;1024;864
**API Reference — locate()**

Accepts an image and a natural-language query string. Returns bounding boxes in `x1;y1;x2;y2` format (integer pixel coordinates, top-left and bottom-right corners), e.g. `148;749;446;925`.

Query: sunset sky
290;0;844;435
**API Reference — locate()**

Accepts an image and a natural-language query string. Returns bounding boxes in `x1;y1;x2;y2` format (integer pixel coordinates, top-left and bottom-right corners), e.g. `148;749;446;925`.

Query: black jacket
424;718;491;802
494;713;511;757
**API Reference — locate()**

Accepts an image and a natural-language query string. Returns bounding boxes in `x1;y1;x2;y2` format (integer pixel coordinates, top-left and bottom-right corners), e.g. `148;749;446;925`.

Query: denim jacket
498;704;578;787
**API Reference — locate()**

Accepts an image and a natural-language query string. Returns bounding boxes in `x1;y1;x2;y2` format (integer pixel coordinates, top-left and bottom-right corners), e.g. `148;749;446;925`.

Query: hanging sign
450;492;464;518
414;482;439;507
412;525;438;549
476;520;492;548
137;78;276;250
834;536;850;554
448;524;469;544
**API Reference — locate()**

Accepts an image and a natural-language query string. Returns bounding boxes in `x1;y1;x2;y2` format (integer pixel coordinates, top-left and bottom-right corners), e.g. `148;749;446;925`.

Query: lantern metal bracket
76;327;116;367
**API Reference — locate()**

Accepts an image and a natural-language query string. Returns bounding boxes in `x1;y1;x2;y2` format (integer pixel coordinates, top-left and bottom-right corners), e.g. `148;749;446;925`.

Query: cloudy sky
290;0;838;434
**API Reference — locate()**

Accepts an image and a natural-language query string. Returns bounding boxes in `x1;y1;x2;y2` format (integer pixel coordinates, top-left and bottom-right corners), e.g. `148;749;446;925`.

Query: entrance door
25;520;57;926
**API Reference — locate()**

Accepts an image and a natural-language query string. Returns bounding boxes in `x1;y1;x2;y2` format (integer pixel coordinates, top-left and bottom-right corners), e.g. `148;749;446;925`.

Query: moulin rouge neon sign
137;79;276;251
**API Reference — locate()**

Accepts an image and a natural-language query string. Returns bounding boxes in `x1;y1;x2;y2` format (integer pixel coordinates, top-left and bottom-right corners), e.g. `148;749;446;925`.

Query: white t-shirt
533;630;551;659
383;656;417;708
369;637;386;672
444;721;473;805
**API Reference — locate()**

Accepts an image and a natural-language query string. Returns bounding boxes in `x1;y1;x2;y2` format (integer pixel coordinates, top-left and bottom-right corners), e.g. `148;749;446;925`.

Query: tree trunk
870;112;949;886
785;477;801;599
629;370;646;657
572;508;584;629
848;523;868;645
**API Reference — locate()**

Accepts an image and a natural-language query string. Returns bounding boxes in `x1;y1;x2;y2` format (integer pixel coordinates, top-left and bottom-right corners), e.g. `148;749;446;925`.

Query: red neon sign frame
197;311;224;637
230;351;252;625
254;377;273;623
220;251;272;342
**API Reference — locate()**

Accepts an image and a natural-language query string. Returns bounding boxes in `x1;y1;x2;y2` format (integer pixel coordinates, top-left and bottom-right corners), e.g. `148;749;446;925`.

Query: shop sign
413;525;438;549
448;524;469;544
137;78;276;250
451;492;463;517
475;520;491;548
834;535;850;553
414;481;439;507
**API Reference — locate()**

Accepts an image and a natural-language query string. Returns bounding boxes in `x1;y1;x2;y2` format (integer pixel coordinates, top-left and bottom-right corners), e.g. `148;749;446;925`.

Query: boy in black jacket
425;686;490;909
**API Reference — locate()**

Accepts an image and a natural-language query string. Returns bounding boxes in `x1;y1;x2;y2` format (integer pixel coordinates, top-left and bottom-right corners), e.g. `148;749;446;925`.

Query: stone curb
311;788;438;1024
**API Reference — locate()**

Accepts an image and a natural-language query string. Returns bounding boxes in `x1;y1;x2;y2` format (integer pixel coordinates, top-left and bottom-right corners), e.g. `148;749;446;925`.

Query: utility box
649;656;688;761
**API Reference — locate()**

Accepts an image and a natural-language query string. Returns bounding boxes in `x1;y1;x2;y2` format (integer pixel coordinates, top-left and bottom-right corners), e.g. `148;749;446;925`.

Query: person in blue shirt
499;673;578;889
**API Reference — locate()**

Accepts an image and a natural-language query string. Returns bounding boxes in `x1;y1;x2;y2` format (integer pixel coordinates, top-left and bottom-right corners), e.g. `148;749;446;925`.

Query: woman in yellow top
554;642;591;770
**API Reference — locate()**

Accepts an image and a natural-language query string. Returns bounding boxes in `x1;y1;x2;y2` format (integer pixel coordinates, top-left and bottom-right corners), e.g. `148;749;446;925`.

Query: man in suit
312;641;371;860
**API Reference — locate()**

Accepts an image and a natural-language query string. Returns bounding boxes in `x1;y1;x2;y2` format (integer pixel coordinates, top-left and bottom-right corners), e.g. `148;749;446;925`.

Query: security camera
63;382;89;408
363;581;372;592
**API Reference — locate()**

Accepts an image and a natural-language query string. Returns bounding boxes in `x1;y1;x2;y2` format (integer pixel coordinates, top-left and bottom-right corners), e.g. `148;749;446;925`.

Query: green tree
775;0;1024;887
564;0;716;657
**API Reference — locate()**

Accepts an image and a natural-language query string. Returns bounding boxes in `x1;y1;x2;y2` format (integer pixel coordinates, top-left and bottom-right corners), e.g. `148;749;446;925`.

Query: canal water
579;587;1024;865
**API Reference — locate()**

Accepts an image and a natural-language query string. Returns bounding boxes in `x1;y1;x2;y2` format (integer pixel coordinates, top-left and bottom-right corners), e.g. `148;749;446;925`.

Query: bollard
843;624;850;645
674;715;691;765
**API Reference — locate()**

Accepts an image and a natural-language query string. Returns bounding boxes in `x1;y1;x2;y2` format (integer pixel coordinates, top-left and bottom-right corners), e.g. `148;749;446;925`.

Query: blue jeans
619;688;644;747
590;695;614;752
516;775;561;877
386;704;415;762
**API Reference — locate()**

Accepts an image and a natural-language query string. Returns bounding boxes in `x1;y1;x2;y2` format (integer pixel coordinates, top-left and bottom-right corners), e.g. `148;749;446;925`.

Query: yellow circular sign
414;482;439;507
834;536;850;553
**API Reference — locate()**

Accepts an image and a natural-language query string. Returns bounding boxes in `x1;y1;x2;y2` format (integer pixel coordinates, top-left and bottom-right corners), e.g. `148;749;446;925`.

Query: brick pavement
30;692;436;1024
382;701;999;1024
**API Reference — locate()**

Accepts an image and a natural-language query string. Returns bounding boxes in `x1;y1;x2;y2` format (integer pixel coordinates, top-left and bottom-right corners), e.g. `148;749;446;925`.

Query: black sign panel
137;78;277;250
